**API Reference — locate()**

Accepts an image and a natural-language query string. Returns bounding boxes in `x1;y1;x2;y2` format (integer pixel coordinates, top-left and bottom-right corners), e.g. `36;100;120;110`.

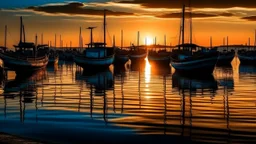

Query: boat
129;31;147;61
0;17;48;74
217;50;235;65
238;49;256;65
148;49;171;66
170;5;219;74
114;48;130;65
73;10;114;70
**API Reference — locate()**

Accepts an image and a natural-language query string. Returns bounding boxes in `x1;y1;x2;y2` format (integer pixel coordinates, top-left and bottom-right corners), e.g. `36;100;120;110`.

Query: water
0;57;256;144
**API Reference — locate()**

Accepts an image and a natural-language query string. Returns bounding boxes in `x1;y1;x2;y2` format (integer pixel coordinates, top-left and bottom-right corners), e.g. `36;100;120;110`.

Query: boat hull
217;52;235;65
74;54;114;69
238;53;256;65
171;56;218;75
114;55;129;65
129;53;147;61
148;55;170;66
0;52;48;73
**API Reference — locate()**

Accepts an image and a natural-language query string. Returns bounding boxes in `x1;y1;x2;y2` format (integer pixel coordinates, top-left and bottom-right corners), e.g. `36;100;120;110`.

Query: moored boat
73;10;115;70
129;45;147;61
217;50;235;65
114;48;130;65
0;17;48;74
48;49;59;65
148;49;171;66
237;50;256;65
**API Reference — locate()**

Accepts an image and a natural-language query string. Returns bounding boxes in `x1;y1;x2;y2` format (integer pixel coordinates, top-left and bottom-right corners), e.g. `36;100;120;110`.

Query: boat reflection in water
239;64;256;75
172;72;218;94
215;65;234;90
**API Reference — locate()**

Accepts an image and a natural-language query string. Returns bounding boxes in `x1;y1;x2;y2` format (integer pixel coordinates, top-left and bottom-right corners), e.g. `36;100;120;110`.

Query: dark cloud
27;2;134;16
241;16;256;21
118;0;256;8
156;12;234;18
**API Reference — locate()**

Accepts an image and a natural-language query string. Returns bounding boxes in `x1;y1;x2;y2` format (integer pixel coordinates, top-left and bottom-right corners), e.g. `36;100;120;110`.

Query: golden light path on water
0;57;256;143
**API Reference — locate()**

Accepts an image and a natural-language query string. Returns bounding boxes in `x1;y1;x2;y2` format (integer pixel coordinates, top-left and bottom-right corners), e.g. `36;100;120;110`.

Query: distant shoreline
0;132;44;144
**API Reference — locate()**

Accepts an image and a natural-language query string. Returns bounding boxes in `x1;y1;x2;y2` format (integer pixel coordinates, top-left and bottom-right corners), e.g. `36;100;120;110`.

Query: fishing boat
73;10;114;69
0;17;48;74
129;31;147;61
170;5;219;74
114;30;130;65
217;50;235;65
148;49;171;66
238;49;256;65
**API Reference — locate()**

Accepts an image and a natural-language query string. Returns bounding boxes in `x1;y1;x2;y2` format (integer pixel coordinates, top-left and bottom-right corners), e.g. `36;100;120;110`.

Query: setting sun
145;37;153;45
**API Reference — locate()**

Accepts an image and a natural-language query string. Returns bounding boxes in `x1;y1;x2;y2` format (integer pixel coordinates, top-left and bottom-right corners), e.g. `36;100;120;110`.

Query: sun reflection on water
144;57;151;99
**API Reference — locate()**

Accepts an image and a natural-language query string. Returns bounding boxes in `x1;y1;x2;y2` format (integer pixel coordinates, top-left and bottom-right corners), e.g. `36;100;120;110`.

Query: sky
1;0;256;48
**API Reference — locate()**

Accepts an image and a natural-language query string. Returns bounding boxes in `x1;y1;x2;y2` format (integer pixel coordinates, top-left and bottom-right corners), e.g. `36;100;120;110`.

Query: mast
113;35;115;47
87;27;96;48
4;25;7;48
22;25;26;42
35;34;38;46
254;30;256;49
121;30;123;49
137;31;140;46
164;35;166;50
210;36;212;48
226;36;229;51
79;27;81;47
181;5;185;46
189;0;192;44
104;9;106;47
20;17;23;43
55;34;57;48
248;37;250;50
41;33;43;44
60;35;62;47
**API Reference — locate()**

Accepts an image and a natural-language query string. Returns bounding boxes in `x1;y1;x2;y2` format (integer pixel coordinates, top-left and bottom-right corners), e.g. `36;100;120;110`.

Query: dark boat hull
238;53;256;65
129;53;147;61
217;52;235;65
114;55;129;65
74;54;115;70
0;52;48;73
148;55;170;66
171;55;218;75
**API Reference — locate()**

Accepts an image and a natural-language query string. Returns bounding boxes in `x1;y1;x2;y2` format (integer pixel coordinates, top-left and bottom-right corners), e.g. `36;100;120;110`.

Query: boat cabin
84;42;112;58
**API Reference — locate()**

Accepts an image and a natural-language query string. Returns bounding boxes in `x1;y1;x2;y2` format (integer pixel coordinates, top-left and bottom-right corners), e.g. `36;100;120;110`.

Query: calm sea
0;57;256;144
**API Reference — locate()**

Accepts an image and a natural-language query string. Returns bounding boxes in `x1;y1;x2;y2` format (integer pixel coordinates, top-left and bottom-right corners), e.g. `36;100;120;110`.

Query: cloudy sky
1;0;256;47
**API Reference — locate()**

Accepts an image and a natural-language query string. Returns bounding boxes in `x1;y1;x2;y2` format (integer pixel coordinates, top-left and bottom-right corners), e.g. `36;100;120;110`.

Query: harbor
1;1;256;144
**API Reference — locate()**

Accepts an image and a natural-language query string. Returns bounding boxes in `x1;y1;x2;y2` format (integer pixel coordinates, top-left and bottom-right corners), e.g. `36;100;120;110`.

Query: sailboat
73;10;115;69
238;31;256;65
114;30;130;65
148;36;171;66
216;37;235;65
170;5;219;74
129;31;147;61
0;17;48;74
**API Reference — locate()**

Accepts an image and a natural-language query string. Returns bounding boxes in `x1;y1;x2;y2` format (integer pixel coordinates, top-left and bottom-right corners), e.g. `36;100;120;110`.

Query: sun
145;36;153;45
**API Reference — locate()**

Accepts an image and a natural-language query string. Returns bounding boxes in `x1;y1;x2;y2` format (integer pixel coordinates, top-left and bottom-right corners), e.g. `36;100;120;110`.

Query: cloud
241;16;256;21
156;12;234;19
27;2;134;16
118;0;256;9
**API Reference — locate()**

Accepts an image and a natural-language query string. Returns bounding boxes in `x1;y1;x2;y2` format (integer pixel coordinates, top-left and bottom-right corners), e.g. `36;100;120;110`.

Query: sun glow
145;36;153;45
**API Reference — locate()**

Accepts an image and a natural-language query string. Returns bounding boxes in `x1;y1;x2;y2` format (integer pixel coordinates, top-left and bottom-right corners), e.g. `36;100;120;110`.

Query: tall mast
4;25;7;48
60;35;62;47
20;17;23;43
189;0;192;44
22;25;26;42
87;27;96;48
79;27;81;47
113;35;115;47
41;33;43;44
182;5;185;46
137;31;140;46
226;36;229;51
104;9;106;47
121;30;123;49
35;34;38;46
210;36;212;48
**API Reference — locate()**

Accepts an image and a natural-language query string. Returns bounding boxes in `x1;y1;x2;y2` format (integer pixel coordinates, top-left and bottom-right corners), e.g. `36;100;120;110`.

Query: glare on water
0;57;256;143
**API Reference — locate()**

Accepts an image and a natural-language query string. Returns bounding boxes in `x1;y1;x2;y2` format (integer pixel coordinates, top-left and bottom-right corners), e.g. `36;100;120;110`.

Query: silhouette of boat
217;50;235;65
238;50;256;65
239;64;256;74
170;5;219;74
129;45;147;61
47;49;59;65
114;48;130;65
0;17;48;74
148;49;171;66
74;10;114;69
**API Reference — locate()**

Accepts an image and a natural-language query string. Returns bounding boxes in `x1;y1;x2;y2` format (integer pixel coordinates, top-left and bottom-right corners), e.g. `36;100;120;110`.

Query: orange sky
1;1;256;48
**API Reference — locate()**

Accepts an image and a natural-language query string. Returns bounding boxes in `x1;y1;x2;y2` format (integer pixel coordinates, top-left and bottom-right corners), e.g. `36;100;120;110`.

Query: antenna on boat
121;30;123;49
104;9;106;48
87;27;96;48
137;31;140;46
4;25;7;48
